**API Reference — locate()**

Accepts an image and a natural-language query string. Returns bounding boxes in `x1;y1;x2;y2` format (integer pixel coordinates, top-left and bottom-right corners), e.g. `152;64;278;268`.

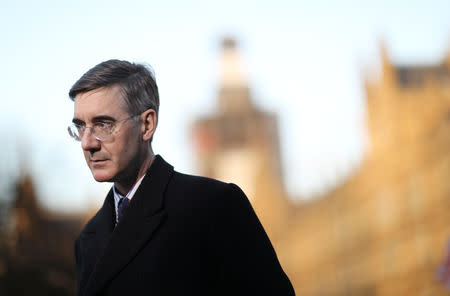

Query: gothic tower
191;38;291;240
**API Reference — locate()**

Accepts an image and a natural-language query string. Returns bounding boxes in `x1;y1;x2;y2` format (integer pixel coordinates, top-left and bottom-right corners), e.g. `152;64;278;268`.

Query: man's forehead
73;85;127;120
75;85;123;101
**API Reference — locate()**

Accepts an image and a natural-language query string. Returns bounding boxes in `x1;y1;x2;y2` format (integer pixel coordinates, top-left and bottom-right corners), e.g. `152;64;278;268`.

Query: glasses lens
92;123;113;141
68;124;81;141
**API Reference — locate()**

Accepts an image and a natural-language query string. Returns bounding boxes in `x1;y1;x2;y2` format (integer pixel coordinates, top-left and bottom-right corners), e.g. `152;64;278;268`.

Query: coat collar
82;155;173;296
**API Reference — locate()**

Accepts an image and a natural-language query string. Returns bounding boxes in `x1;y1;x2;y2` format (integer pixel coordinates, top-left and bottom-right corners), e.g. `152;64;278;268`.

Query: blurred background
1;0;449;295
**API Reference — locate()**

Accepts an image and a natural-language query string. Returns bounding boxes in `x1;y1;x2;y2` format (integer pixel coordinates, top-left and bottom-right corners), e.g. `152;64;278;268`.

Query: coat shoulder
168;171;245;204
171;171;229;192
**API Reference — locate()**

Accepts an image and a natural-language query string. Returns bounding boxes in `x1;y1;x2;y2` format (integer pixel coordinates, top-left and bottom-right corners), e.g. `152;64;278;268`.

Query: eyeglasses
68;115;139;142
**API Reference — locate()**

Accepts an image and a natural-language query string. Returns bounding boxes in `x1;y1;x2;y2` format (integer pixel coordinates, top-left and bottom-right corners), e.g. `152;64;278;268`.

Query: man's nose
81;128;101;151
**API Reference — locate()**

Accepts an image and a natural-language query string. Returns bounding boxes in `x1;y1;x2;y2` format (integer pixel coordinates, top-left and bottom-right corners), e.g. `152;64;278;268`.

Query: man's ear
141;109;157;142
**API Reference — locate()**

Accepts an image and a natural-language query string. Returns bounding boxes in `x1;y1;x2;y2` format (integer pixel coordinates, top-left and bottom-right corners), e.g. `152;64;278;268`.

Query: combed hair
69;59;159;117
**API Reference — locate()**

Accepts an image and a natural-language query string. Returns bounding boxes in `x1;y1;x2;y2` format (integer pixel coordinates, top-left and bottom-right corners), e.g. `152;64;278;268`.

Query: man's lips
90;159;109;165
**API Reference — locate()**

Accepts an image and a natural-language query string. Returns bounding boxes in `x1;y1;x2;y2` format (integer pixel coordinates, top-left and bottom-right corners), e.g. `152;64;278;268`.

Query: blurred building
192;37;292;243
1;38;448;296
0;174;84;295
192;39;450;295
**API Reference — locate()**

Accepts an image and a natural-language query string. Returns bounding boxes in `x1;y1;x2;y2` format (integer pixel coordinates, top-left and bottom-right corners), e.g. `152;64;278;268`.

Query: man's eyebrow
72;115;117;125
72;118;84;125
92;115;117;122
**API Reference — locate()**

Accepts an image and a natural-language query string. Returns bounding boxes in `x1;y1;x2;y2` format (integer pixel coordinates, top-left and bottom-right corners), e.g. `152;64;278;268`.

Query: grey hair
69;59;159;117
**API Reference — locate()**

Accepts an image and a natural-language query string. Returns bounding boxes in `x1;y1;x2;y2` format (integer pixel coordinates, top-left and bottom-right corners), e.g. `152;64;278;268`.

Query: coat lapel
83;155;174;296
77;189;115;295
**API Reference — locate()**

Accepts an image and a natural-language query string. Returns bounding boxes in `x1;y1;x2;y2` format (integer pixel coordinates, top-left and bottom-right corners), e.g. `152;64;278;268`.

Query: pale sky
1;0;449;212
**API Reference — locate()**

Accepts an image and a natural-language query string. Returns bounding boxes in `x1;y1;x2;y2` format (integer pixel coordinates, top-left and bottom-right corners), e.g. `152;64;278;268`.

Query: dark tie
117;197;131;223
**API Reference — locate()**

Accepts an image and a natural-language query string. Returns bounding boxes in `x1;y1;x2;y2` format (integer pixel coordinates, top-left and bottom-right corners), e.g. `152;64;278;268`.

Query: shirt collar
113;174;146;203
113;174;146;225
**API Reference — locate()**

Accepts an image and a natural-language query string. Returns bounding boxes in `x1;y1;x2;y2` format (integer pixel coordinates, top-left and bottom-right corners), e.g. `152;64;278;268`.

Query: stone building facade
1;38;448;295
192;39;450;295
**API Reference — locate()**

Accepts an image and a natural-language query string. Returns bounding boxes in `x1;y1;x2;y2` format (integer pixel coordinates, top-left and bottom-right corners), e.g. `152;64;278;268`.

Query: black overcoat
75;155;294;295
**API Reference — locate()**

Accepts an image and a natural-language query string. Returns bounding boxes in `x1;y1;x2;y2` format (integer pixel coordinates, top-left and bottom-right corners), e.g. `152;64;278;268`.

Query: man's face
73;85;143;184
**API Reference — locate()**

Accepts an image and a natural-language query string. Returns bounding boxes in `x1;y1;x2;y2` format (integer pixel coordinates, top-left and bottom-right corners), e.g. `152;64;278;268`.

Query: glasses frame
68;114;140;142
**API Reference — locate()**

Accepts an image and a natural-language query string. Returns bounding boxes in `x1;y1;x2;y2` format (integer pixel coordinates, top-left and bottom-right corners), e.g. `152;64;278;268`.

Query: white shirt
113;174;146;225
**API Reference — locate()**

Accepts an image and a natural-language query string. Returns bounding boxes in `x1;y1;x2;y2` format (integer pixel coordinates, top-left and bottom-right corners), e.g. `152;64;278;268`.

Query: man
69;59;294;296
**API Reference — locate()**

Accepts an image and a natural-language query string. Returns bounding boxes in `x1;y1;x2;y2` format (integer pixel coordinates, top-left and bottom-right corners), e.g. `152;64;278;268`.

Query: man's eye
74;124;85;132
95;122;113;129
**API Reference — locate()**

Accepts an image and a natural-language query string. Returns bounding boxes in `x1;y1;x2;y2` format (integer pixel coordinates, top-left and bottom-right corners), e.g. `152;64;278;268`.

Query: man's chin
91;170;115;183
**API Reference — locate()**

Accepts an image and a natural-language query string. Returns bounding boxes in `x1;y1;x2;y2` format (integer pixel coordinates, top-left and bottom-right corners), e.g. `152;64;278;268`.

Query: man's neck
114;152;155;195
